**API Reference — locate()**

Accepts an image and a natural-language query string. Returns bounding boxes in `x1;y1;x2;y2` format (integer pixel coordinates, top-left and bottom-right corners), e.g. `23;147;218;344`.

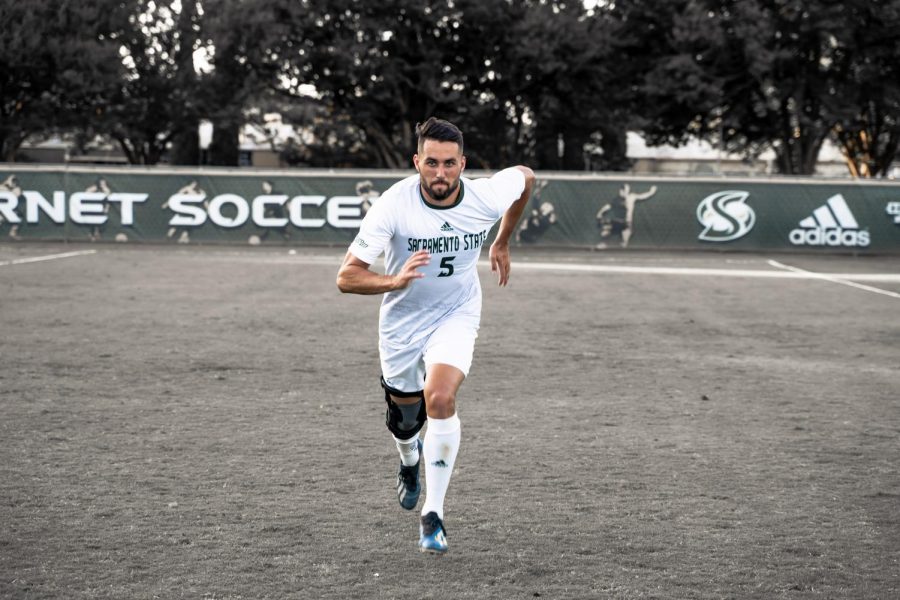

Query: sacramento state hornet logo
696;190;756;242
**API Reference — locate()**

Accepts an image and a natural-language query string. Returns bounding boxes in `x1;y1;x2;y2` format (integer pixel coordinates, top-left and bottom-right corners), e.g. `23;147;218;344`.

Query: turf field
1;243;898;599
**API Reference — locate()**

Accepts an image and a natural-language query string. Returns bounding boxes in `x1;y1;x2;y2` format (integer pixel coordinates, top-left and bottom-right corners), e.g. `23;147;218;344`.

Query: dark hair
415;117;464;153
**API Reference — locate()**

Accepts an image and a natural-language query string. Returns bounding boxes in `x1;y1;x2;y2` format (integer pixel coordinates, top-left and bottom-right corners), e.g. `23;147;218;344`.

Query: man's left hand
489;242;511;287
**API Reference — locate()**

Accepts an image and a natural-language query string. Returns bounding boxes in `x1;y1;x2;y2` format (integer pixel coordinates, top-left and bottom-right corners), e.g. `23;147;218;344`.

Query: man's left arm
489;166;535;287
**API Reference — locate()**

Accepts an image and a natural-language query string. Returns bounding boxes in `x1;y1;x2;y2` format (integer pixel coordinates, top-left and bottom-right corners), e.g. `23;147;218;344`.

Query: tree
828;0;900;177
300;0;478;168
611;0;829;173
211;0;367;167
196;0;280;166
167;1;209;165
236;0;634;170
602;0;717;150
717;0;855;175
512;2;623;171
0;0;125;161
101;0;206;165
612;0;900;176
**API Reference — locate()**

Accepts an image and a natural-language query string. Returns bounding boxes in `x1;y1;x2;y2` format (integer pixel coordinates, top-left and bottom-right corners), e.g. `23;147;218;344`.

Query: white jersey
349;167;526;347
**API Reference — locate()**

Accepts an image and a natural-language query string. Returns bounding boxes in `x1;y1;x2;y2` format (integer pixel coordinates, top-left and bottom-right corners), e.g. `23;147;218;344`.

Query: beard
422;176;460;201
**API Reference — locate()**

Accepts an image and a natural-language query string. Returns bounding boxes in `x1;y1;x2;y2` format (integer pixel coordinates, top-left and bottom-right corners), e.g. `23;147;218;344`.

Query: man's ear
413;154;420;172
460;154;466;172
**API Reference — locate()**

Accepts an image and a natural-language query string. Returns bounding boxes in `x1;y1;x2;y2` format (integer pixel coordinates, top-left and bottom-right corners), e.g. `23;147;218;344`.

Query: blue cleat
397;440;422;510
418;511;448;554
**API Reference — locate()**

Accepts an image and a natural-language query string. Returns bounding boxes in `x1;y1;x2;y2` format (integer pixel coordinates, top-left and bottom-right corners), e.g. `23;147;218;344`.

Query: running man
336;117;534;553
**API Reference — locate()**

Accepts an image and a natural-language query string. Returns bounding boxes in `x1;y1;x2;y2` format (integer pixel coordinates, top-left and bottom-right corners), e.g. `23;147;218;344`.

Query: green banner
2;166;899;252
518;176;900;252
0;167;404;245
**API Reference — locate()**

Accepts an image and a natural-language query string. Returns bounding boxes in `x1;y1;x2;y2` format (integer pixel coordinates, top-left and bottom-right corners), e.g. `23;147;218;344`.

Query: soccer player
336;117;534;553
595;183;657;249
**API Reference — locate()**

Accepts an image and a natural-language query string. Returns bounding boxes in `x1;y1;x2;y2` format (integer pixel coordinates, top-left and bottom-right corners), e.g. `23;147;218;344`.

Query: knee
381;378;426;440
424;385;456;418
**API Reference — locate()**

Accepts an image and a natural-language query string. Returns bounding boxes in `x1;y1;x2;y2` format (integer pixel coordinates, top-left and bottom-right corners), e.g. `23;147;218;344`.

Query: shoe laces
398;463;418;486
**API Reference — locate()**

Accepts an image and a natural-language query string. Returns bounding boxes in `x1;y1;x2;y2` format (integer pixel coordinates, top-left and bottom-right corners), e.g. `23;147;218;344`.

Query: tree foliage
234;0;485;168
0;0;126;160
615;0;900;176
99;0;206;165
1;0;898;175
828;1;900;177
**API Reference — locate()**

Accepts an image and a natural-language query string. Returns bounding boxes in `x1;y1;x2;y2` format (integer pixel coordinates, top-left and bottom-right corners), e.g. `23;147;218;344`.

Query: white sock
394;434;420;467
421;414;461;520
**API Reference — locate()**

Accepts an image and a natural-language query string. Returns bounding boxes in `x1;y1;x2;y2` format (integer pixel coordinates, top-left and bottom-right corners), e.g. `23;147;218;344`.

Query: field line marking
0;249;98;267
486;260;900;283
123;251;900;286
767;260;900;299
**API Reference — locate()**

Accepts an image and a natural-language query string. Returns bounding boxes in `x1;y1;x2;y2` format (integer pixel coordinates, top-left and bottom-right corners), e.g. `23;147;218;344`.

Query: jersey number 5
438;256;455;277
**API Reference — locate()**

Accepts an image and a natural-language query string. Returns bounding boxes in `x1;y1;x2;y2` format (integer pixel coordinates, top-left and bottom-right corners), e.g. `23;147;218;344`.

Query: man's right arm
336;250;431;295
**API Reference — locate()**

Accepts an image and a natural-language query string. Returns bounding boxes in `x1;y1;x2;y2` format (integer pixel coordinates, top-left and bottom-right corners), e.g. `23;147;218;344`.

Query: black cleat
397;439;422;510
419;511;448;553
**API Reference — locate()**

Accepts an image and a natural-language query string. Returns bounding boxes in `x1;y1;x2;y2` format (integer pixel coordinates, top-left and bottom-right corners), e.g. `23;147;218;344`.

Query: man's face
414;139;465;202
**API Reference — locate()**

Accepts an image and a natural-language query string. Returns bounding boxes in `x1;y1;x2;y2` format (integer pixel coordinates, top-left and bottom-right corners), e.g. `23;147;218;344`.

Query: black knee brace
381;376;426;440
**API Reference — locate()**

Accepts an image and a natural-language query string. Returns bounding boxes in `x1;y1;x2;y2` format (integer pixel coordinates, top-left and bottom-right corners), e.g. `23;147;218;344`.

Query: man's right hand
392;250;430;289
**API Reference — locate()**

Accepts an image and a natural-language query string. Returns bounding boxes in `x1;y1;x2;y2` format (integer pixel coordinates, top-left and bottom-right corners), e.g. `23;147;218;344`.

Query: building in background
9;120;879;178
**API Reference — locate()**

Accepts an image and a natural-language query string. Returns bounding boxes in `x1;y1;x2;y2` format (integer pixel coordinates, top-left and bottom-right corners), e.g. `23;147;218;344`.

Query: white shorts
379;314;479;393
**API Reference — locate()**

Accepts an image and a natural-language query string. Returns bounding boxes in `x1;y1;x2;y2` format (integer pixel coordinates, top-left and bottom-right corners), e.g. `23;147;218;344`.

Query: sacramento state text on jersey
407;229;489;253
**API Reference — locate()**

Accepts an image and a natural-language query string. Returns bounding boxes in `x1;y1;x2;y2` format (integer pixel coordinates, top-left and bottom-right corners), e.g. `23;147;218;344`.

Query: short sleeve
484;167;526;218
348;199;393;264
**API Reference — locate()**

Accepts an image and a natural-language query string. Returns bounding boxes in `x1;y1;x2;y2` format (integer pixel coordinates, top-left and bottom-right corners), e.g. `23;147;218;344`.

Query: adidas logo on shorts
440;221;454;232
789;194;870;247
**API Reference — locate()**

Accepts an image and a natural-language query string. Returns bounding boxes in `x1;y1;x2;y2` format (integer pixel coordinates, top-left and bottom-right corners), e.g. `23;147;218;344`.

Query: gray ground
1;243;898;599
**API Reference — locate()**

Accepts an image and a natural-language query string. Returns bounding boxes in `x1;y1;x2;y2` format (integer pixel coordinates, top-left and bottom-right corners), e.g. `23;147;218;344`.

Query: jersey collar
419;181;465;211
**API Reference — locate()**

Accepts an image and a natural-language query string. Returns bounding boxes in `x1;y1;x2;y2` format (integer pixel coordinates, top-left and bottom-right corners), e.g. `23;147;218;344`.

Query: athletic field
2;243;898;599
